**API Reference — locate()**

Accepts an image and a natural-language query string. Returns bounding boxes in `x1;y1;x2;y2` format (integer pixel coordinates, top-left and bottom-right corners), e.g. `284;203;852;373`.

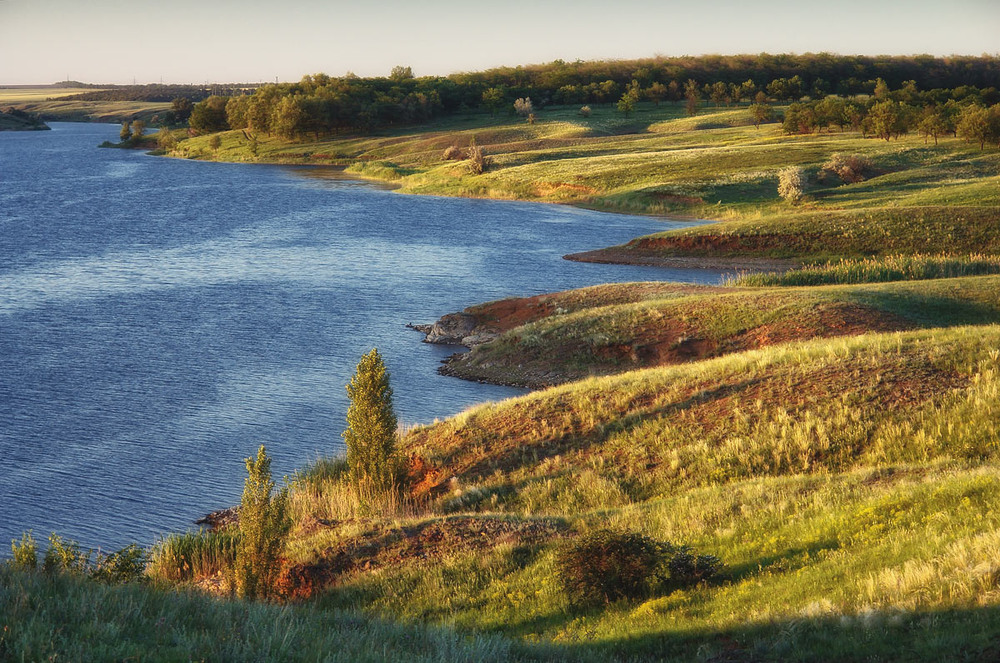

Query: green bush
556;529;661;606
42;534;90;575
9;531;37;571
233;445;291;600
90;543;149;584
148;529;237;583
556;529;722;607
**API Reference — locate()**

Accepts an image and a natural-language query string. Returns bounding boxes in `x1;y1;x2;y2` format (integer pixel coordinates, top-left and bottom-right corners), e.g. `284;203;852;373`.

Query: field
5;100;1000;661
0;86;168;122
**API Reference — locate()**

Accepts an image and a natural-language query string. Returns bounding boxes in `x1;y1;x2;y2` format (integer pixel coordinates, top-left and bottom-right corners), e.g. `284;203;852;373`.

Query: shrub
90;544;148;584
514;97;533;117
10;531;37;571
233;445;291;600
42;533;90;575
777;166;806;203
157;128;178;151
466;143;489;175
579;105;592;117
556;530;661;606
820;153;873;184
556;529;721;607
442;145;462;160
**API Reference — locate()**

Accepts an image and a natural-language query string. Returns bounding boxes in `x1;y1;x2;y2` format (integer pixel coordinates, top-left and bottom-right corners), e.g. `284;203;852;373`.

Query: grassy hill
170;102;1000;264
430;273;1000;387
0;87;168;123
6;99;1000;661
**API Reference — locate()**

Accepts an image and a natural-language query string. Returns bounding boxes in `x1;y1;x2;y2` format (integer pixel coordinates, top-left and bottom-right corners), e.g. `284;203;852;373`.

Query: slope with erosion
420;274;1000;387
271;325;1000;660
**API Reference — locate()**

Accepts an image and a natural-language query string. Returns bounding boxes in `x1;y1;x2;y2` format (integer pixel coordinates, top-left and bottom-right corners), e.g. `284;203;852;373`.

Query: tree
157;127;177;151
343;349;398;495
171;97;193;123
233;445;290;600
616;91;636;118
209;134;222;151
917;106;947;145
749;102;773;129
189;96;229;134
482;87;504;116
389;65;414;81
684;79;700;116
646;82;666;106
866;100;907;141
130;120;145;139
957;104;991;150
513;97;534;118
119;121;131;142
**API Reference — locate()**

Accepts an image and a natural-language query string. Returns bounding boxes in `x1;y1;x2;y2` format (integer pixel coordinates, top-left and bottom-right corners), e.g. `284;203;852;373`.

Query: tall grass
729;253;1000;286
146;529;237;583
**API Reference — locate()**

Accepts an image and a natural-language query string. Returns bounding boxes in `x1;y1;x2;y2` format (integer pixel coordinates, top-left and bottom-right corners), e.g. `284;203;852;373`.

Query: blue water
0;123;729;552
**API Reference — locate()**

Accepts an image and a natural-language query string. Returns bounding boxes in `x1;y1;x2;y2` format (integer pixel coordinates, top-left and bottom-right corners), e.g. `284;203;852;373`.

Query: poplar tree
343;349;398;494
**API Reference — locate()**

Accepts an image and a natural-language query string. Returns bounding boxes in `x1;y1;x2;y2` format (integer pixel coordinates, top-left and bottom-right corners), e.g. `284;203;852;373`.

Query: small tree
209;134;222;152
233;445;290;600
482;87;504;117
157;127;177;151
616;92;636;118
778;166;806;203
513;97;533;118
10;531;37;571
343;349;399;495
749;102;774;129
119;121;132;143
130;120;146;140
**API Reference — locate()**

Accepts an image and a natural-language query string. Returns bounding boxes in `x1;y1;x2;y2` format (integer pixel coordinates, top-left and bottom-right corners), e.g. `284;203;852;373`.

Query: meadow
0;86;168;122
5;99;1000;661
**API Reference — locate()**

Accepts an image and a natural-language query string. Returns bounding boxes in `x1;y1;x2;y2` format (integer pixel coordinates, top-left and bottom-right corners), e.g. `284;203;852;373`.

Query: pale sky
1;0;997;85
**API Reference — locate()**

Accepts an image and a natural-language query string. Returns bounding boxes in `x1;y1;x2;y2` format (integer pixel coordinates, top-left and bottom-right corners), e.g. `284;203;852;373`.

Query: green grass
728;253;1000;286
169;102;1000;262
439;274;1000;386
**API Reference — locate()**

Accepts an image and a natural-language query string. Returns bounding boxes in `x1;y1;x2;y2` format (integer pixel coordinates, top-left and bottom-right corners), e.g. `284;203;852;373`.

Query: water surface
0;123;729;551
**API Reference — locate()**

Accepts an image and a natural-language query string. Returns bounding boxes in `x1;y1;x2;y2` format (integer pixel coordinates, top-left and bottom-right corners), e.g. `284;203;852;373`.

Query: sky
1;0;997;85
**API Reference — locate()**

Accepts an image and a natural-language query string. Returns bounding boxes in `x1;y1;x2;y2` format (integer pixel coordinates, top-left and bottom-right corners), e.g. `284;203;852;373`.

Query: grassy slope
437;274;1000;386
172;101;1000;262
275;325;1000;661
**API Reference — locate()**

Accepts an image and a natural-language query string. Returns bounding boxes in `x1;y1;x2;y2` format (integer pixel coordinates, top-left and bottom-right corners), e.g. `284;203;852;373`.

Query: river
0;122;729;552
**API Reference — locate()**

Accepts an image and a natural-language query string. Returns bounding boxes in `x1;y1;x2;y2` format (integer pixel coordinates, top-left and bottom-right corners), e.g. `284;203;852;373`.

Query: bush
10;531;37;571
579;105;592;117
157;128;178;151
233;445;291;600
442;145;462;160
90;543;148;584
42;533;90;575
514;97;533;117
777;166;806;203
557;530;659;606
466;143;489;175
820;153;873;184
556;529;721;607
148;529;237;583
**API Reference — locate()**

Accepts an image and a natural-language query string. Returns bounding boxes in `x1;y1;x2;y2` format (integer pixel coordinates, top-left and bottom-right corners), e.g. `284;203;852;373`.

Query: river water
0;122;728;552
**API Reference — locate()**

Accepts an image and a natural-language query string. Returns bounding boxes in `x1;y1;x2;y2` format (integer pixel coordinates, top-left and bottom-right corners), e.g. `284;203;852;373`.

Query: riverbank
160;102;1000;266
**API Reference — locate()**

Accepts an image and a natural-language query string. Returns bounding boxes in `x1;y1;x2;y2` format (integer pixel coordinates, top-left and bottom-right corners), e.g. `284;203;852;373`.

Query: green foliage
147;529;237;583
343;349;399;495
90;544;148;585
42;534;90;575
119;121;131;142
130;119;145;139
10;531;37;571
233;445;291;600
555;529;720;607
208;134;222;151
189;95;229;134
156;127;178;150
819;152;874;184
556;529;661;606
730;254;1000;287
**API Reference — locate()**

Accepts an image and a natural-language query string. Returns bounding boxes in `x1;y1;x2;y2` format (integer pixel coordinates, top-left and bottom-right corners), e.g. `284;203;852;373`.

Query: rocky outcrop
408;313;499;347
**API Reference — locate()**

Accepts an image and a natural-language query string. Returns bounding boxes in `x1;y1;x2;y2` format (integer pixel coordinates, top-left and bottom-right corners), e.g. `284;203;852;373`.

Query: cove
0;123;730;552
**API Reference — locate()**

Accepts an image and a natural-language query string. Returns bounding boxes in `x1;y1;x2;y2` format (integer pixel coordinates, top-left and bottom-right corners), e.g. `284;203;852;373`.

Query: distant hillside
0;107;49;131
